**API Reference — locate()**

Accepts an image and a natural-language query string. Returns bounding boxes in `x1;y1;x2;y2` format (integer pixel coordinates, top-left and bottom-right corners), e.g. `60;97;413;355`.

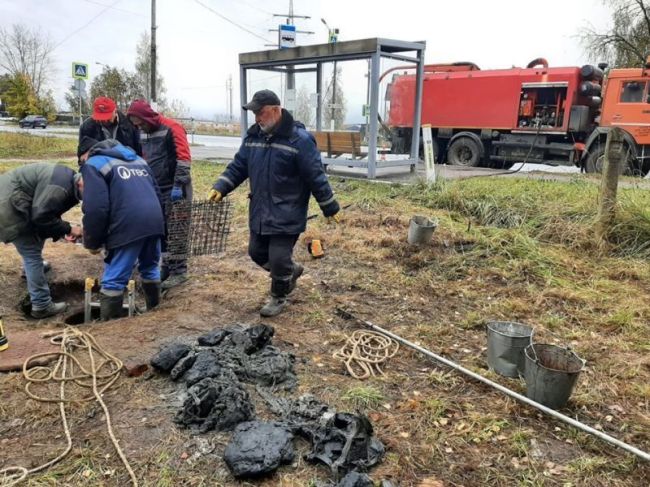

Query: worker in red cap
127;99;192;290
78;96;142;162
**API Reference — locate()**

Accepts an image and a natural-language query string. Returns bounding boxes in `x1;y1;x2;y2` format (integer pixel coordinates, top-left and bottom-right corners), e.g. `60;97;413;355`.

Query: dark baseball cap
242;89;281;111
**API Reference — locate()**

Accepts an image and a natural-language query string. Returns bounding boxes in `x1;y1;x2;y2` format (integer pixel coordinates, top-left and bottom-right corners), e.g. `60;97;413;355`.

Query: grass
0;132;78;159
341;385;385;410
1;159;649;485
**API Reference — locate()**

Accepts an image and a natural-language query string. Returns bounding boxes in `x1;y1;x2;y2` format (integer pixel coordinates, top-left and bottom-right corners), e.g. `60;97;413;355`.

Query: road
0;122;608;183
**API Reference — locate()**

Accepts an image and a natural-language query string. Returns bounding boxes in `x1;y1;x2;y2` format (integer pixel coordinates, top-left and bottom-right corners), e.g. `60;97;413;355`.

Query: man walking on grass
208;89;340;317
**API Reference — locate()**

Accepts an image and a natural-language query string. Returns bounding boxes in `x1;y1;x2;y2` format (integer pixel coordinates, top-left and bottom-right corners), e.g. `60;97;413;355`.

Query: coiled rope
333;330;399;379
0;327;137;486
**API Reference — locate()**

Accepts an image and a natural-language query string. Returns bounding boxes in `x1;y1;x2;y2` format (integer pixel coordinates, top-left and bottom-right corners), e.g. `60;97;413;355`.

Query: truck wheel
447;137;482;167
585;144;639;176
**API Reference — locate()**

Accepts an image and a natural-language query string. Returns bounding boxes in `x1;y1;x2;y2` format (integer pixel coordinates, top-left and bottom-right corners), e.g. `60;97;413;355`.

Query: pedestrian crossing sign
72;62;88;80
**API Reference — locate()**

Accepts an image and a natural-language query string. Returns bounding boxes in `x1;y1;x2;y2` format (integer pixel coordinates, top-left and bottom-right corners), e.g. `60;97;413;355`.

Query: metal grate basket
166;199;233;259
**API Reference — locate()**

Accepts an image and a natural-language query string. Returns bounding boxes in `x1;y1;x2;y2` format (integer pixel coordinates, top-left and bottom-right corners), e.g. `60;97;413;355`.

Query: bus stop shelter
238;38;426;179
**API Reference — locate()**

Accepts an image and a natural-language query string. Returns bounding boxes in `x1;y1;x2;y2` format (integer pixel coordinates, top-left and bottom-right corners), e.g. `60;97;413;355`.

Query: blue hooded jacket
212;109;339;235
81;140;165;250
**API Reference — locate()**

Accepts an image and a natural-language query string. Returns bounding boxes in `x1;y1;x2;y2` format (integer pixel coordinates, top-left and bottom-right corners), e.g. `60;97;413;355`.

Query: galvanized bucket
524;343;585;409
407;216;438;245
486;321;533;377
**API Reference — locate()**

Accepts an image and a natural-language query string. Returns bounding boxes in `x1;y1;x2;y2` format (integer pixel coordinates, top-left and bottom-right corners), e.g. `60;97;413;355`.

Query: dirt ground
1;177;649;486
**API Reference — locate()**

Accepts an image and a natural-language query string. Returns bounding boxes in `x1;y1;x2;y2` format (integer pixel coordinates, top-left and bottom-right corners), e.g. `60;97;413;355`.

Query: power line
80;0;146;17
52;0;122;50
193;0;272;44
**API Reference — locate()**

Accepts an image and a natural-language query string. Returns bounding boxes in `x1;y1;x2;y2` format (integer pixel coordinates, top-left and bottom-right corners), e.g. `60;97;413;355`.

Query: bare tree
293;85;313;128
581;0;650;67
0;24;54;97
134;31;166;105
323;65;347;130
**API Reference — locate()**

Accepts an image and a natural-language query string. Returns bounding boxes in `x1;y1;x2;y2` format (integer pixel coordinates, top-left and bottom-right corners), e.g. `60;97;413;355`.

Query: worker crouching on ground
208;89;340;317
78;137;165;321
0;163;83;318
126;99;193;291
78;96;142;160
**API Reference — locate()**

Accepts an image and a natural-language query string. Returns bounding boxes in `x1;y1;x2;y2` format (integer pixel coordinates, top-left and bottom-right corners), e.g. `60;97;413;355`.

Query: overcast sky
1;0;612;122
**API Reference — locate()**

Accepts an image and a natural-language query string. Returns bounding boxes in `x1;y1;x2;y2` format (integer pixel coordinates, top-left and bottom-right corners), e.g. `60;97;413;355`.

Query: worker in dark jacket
208;90;340;317
0;163;82;318
78;137;165;320
126;99;192;290
78;97;142;161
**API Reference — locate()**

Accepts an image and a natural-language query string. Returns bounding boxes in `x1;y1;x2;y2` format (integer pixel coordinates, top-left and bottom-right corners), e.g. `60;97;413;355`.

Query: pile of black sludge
150;324;387;483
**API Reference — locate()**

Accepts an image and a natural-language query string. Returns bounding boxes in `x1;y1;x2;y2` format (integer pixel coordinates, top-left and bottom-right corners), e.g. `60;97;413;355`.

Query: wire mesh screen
166;199;233;258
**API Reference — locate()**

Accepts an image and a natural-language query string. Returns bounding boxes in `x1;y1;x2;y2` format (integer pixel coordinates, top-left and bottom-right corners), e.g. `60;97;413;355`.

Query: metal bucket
407;215;438;245
524;343;585;409
486;321;533;377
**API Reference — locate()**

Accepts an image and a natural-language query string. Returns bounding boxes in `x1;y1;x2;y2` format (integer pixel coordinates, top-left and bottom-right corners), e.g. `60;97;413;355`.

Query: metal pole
316;62;322;131
367;50;381;179
330;61;337;130
337;309;650;463
239;65;248;139
410;46;425;166
151;0;157;104
78;88;82;127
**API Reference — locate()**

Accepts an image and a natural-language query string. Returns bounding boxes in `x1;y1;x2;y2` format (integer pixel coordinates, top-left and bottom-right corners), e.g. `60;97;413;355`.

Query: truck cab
583;59;650;176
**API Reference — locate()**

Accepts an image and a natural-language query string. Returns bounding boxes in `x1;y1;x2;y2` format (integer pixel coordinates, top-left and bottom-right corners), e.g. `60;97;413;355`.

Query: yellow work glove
207;189;223;202
326;212;341;224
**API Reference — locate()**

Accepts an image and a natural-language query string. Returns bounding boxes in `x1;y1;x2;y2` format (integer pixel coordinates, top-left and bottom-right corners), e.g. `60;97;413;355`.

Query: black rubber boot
288;263;304;294
100;292;124;321
142;281;161;310
260;278;291;317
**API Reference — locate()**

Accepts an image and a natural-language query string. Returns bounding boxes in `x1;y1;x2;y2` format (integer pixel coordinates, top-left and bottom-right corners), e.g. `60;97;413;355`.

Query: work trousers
101;236;161;295
13;233;50;310
161;183;193;279
248;232;299;281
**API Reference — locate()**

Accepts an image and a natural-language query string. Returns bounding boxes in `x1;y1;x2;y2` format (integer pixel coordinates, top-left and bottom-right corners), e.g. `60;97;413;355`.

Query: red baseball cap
92;97;117;121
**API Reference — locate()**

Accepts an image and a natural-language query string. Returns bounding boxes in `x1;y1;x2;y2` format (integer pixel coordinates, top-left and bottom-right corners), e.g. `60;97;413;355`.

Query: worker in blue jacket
78;137;165;320
208;90;340;317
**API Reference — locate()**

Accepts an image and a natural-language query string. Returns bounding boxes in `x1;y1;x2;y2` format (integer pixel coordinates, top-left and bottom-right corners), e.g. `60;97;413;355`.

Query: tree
294;85;313;127
2;72;38;118
134;31;166;105
0;24;54;97
164;98;189;119
90;67;143;111
581;0;650;67
322;65;347;130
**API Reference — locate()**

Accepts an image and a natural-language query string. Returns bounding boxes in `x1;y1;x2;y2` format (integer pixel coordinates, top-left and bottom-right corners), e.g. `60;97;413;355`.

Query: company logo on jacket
117;166;149;180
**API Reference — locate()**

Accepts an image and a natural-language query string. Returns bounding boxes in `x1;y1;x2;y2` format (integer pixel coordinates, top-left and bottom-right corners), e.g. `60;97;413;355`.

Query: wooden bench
312;131;366;159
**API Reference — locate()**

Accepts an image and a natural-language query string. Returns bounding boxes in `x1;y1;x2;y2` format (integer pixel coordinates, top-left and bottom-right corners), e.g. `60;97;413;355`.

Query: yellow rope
0;327;137;486
333;330;400;379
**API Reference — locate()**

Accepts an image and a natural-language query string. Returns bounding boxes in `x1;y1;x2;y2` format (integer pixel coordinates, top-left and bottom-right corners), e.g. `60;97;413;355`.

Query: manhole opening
20;279;93;317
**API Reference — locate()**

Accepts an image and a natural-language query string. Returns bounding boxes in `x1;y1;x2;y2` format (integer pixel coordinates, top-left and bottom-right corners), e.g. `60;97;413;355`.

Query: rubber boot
260;278;291;317
100;292;124;321
161;274;188;290
288;263;304;294
142;281;161;311
31;301;67;319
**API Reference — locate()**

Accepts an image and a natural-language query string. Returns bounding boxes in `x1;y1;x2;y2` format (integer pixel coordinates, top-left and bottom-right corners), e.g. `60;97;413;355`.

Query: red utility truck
385;58;650;175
